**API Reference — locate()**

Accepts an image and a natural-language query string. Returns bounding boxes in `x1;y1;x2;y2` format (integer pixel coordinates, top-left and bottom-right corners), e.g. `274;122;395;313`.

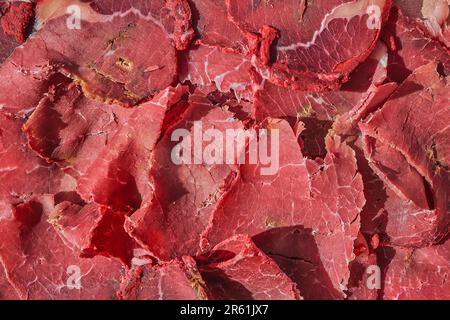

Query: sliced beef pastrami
0;196;125;300
119;256;208;300
253;43;392;123
180;44;254;101
201;120;365;298
23;78;134;174
0;113;63;212
48;201;139;266
198;235;301;300
125;92;244;261
360;62;449;246
188;0;248;52
0;264;19;300
11;0;193;106
382;7;450;83
393;0;450;46
77;85;188;211
354;136;446;248
0;1;34;63
346;233;379;300
226;0;392;91
378;239;450;300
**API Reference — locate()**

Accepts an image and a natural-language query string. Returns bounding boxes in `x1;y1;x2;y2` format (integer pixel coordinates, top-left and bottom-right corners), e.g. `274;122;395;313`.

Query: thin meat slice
0;196;125;300
360;62;449;246
201;119;365;298
378;239;450;300
180;44;254;101
118;256;208;300
8;0;193;107
49;201;139;266
77;85;188;212
188;0;248;52
198;235;301;300
125;92;244;261
226;0;392;91
382;7;450;83
253;42;393;125
346;233;379;300
23;78;134;175
0;112;63;214
393;0;450;46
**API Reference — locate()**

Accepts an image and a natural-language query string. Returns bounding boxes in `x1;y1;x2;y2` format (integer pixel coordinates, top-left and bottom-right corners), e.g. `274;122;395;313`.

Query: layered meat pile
0;0;449;300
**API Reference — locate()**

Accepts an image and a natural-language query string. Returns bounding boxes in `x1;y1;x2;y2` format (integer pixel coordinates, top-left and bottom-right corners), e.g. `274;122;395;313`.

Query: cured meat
0;195;125;300
0;1;35;62
360;62;449;247
0;0;448;301
119;256;208;300
201;120;365;298
226;0;392;90
198;235;301;300
126;92;244;260
379;238;450;300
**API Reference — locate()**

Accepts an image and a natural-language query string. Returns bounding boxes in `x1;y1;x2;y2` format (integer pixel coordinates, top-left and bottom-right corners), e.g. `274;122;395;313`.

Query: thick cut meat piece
9;0;193;106
126;92;244;261
360;62;449;246
383;7;450;83
379;239;450;300
202;120;365;298
226;0;392;90
198;235;301;300
119;256;208;300
0;196;125;300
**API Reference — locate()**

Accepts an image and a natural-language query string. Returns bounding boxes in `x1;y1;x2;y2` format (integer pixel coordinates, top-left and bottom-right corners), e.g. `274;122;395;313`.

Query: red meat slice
188;0;248;52
0;196;125;300
119;256;208;300
125;92;244;261
393;0;450;46
180;44;254;101
201;119;365;298
360;62;449;246
382;7;450;83
253;43;393;124
8;0;193;107
198;235;301;300
23;78;134;174
49;201;139;266
77;85;187;211
226;0;392;91
378;238;450;300
0;264;19;300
